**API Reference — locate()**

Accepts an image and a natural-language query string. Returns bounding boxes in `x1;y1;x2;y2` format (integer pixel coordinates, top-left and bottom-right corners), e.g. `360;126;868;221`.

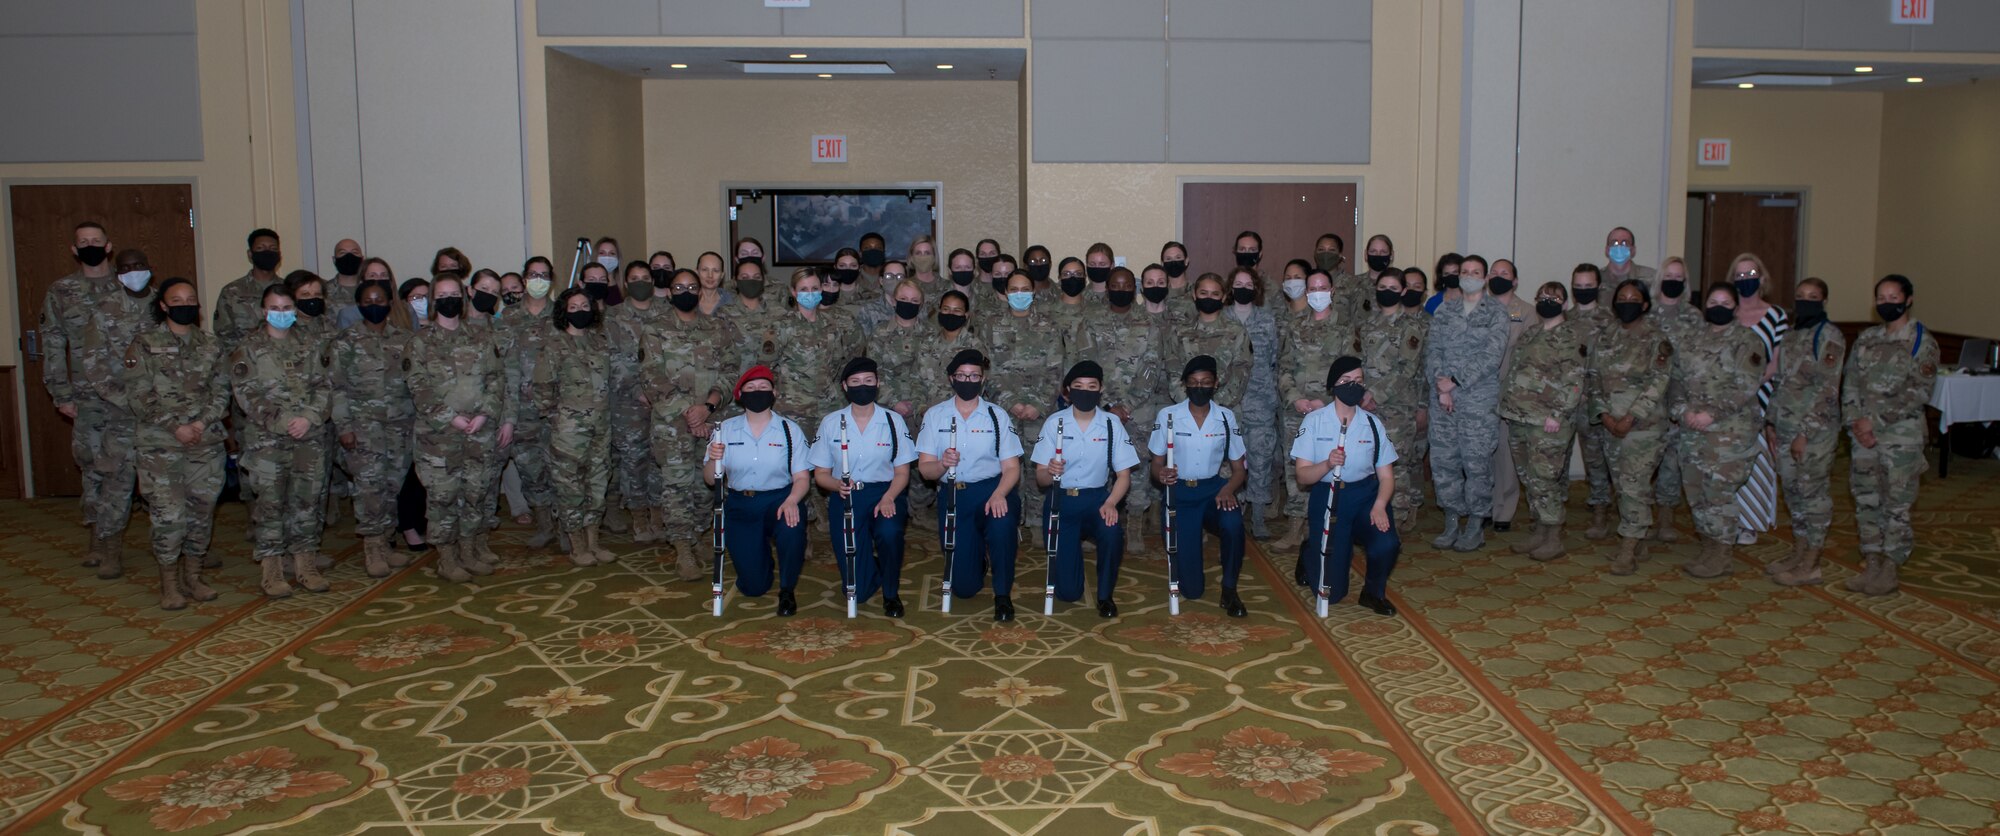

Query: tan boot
158;563;188;611
563;526;594;567
81;534;103;568
1651;506;1681;543
1530;525;1567;561
1773;545;1824;586
362;533;392;578
586;525;616;564
1765;537;1804;577
674;541;703;582
179;559;219;602
260;556;294;598
1610;537;1641;575
526;507;558;550
434;541;473;583
460;532;496;576
1584;505;1612;540
1683;538;1735;579
1274;517;1307;550
1853;555;1900;596
1511;523;1549;555
95;535;125;580
291;552;330;592
633;507;658;544
604;505;631;535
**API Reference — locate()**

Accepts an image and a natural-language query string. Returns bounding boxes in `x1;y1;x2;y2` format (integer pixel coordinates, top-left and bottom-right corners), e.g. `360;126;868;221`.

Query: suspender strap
985;406;1003;458
1105;417;1117;482
1369;414;1381;469
1219;413;1234;480
782;420;794;471
885;412;901;462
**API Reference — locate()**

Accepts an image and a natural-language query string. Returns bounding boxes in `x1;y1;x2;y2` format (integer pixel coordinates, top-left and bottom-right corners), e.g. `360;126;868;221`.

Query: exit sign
1893;0;1933;24
812;135;847;163
1697;138;1731;167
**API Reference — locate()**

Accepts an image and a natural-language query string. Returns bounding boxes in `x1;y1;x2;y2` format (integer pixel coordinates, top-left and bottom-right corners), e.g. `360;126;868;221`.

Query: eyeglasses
883;273;906;281
1732;270;1762;279
1060;272;1084;280
526;272;552;280
670;284;699;293
950;374;983;382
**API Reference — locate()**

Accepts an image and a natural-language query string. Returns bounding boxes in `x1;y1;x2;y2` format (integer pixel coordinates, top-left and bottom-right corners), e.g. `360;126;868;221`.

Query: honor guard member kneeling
705;366;812;616
1150;355;1251;617
1291;356;1402;617
1031;361;1141;618
810;357;919;618
916;349;1025;621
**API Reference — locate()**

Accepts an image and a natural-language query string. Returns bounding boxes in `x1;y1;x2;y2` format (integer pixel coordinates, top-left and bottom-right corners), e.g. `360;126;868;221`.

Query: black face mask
650;267;673;288
584;282;609;300
1186;386;1215;407
895;300;923;320
1231;287;1257;305
1488;277;1515;296
1142;286;1170;304
359;303;391;324
1026;263;1051;282
1734;277;1761;299
977;255;998;272
76;245;109;267
1705;305;1736;326
472;291;499;315
1332;382;1366;407
1439;273;1460;291
1613;301;1645;324
845;385;878;406
669;291;699;312
566;309;596;329
737;390;775;413
1107;289;1136;308
435;296;465;319
251;251;282;271
1086;266;1110;284
736;279;765;299
820;290;841;306
1060;277;1087;297
166;304;200;326
333;253;363;275
1163;260;1188;278
939;313;968;332
951;270;976;286
1793;299;1826;327
1660;279;1686;299
1377;289;1403;310
296;297;327;318
992;275;1012;294
1535;299;1564;320
1876;302;1908;322
1366;254;1392;273
1068;389;1101;412
860;249;885;267
502;291;524;306
1194;297;1225;315
832;268;860;285
1403;289;1425;309
951;380;983;401
1234;252;1259;268
1573;287;1600;306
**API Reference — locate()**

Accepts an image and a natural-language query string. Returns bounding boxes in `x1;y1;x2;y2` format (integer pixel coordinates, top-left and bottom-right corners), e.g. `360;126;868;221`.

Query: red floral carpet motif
1157;725;1388;804
632;735;878;820
102;745;350;832
1115;613;1290;657
313;623;498;673
713;616;902;665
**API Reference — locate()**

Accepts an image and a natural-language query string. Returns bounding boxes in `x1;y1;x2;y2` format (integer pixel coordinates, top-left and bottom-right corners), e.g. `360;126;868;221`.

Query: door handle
21;329;39;360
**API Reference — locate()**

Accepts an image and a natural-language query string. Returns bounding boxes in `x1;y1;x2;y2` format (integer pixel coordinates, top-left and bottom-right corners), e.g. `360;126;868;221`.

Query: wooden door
10;183;197;497
1696;191;1801;309
1180;182;1359;281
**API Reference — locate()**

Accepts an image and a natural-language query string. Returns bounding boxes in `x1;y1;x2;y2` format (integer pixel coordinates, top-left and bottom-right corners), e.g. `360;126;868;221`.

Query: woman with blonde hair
1722;252;1788;546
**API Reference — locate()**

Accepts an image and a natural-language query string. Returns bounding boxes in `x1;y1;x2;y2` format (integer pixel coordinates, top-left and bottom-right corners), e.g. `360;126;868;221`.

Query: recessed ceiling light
669;63;687;69
1738;82;1754;89
818;73;833;78
1854;66;1873;73
1907;76;1924;83
789;53;809;59
936;64;954;70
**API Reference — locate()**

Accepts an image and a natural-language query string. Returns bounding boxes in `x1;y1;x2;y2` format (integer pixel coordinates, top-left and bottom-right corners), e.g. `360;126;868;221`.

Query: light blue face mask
1607;243;1633;265
1007;291;1035;311
266;309;297;330
796;290;823;310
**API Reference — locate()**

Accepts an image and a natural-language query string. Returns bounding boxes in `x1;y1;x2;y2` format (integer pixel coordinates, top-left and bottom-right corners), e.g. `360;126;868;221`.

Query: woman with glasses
1723;253;1789;547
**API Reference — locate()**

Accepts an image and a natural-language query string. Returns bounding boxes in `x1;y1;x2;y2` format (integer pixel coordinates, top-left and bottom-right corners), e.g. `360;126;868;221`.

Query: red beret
734;365;775;399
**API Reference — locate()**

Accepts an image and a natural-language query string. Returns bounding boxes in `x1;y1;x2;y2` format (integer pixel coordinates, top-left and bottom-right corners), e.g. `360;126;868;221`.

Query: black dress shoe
1494;521;1512;533
777;589;798;616
1221;587;1247;618
993;596;1015;622
1096;599;1118;618
1358;593;1397;617
1294;561;1308;588
882;597;904;618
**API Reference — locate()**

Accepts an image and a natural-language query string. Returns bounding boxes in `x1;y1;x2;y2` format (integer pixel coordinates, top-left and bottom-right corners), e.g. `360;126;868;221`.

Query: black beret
1182;355;1217;381
840;356;877;382
1327;355;1363;389
1064;360;1103;388
946;349;989;376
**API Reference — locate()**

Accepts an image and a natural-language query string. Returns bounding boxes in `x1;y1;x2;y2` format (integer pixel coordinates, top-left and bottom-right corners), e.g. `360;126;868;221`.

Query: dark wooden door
10;183;197;497
1181;182;1359;281
1696;191;1801;309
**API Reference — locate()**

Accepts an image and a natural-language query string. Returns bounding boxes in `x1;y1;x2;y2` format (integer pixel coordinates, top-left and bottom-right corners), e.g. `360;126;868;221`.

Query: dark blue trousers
1164;478;1244;601
1296;477;1399;602
1041;485;1123;603
829;483;907;604
937;477;1019;598
724;489;806;596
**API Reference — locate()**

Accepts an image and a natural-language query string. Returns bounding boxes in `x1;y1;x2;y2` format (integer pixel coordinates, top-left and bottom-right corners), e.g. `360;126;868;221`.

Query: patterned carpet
0;451;1995;834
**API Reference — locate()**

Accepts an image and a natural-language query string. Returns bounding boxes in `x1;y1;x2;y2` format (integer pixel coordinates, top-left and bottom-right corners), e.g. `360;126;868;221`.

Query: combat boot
460;532;497;576
604;505;631;535
634;507;659;544
1765;537;1806;577
586;525;616;564
1852;555;1900;596
1610;537;1641;575
1248;502;1272;540
291;552;330;592
1274;517;1306;550
563;527;593;567
1530;525;1567;561
434;541;472;583
1431;515;1463;550
1451;518;1486;552
95;535;125;580
1683;538;1735;579
673;542;704;581
526;507;558;550
362;533;392;578
1651;506;1681;543
1585;505;1612;540
158;563;188;611
1773;545;1823;586
179;558;219;602
1511;523;1549;555
259;556;294;598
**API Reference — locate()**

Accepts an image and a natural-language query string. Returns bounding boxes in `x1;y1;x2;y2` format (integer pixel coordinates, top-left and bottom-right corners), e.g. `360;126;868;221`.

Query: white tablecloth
1929;373;2000;432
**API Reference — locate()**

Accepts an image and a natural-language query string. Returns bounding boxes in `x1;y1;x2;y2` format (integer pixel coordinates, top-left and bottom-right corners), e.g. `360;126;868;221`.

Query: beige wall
1689;88;1884;322
642;78;1020;257
1876;80;2000;337
547;50;647;263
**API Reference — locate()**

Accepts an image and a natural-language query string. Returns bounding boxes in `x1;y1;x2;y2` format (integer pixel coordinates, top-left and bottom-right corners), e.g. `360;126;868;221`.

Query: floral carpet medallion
70;725;376;834
611;713;897;831
1134;702;1407;831
702;615;916;682
294;611;511;687
426;662;671;745
908;656;1115;734
1102;611;1299;671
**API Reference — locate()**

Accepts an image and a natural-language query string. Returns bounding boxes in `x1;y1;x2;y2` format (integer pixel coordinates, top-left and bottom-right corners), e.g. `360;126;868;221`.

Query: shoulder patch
1408;335;1419;350
1750;353;1764;368
1578;343;1589;359
321;349;332;368
1824;353;1838;368
123;343;139;369
402;357;412;372
233;360;249;378
1922;363;1937;376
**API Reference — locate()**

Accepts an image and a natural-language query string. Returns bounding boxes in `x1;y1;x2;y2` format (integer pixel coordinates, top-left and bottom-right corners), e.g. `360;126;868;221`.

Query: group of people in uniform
40;219;1935;619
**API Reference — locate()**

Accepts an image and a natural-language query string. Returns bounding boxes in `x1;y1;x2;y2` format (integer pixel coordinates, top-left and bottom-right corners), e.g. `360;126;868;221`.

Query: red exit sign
813;135;847;163
1697;138;1731;167
1893;0;1933;24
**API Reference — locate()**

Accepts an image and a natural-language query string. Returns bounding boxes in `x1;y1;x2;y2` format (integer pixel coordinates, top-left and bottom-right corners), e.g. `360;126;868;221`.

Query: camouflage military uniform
720;300;783;369
1331;273;1374;325
1843;321;1939;565
497;303;556;514
606;303;665;521
1768;320;1845;551
1651;300;1703;510
39;270;113;526
986;306;1079;524
537;329;613;531
76;283;156;547
1167;315;1252;408
1670;325;1768;544
325;278;360;318
1587;319;1675;540
643;312;740;545
1076;305;1168;514
1424;295;1511;524
230;329;333;559
1229;305;1283;515
329;320;415;539
1569;306;1617;511
212;271;271;355
1500;321;1587;526
1355;309;1428;525
1488;292;1535;525
123;327;230;565
1278;309;1353;518
407;323;514;546
767;307;865;421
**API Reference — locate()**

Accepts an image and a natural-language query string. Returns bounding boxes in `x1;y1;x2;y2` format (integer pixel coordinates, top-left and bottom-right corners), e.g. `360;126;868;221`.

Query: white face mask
1306;291;1334;312
596;255;619;272
118;270;152;291
410;297;430;318
526;277;552;299
1281;278;1307;300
